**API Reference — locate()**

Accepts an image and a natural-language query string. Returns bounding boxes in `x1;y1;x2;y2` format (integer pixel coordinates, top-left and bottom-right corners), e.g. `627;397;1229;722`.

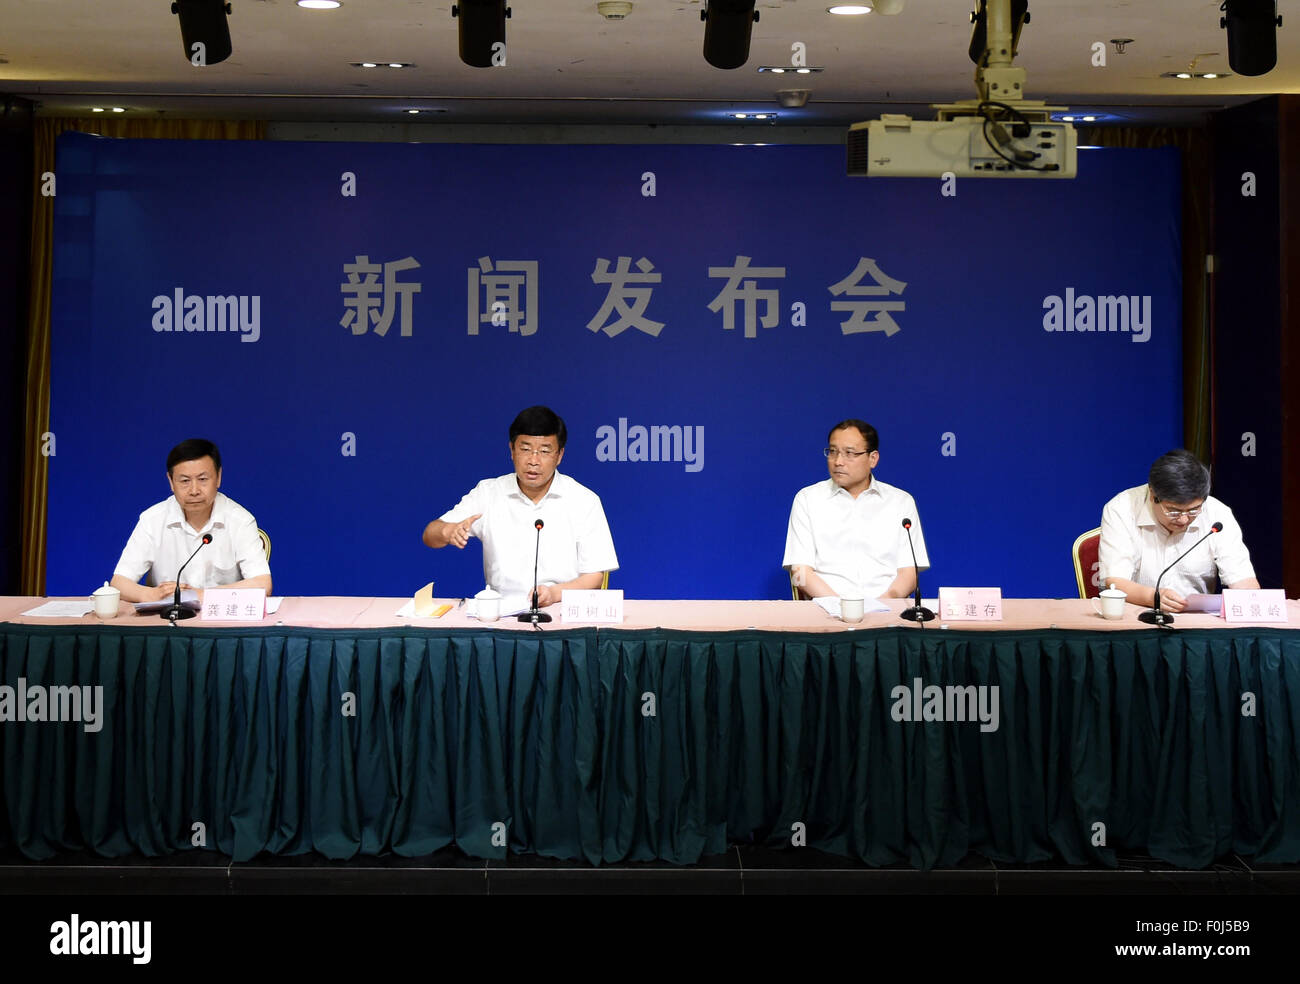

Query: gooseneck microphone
899;518;935;623
1138;521;1222;627
162;532;213;623
518;519;552;625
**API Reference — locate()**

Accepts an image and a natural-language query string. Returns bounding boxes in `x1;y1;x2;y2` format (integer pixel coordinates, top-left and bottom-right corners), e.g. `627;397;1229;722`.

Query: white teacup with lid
91;582;121;619
473;587;502;622
1092;584;1127;620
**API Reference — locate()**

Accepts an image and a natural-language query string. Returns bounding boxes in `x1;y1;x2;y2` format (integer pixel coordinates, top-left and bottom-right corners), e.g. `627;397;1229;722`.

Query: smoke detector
596;1;632;20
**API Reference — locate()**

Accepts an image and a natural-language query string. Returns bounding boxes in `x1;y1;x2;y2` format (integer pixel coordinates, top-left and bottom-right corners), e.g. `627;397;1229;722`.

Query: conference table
2;595;1298;870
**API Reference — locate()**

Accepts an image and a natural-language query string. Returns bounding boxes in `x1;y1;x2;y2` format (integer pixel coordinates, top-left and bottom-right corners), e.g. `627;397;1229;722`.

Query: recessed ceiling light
770;68;785;73
828;4;872;13
1061;115;1075;122
297;0;341;8
407;109;421;114
111;107;125;113
359;62;378;68
91;107;104;113
388;63;404;69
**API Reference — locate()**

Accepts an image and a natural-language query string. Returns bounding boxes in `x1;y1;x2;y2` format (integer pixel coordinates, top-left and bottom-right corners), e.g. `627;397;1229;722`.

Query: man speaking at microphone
1099;448;1258;613
423;406;618;607
110;438;272;603
783;418;929;601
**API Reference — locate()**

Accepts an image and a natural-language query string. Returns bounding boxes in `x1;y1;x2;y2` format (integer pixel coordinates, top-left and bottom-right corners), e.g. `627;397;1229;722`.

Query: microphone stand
1137;522;1222;627
899;517;935;623
162;532;212;623
518;519;552;625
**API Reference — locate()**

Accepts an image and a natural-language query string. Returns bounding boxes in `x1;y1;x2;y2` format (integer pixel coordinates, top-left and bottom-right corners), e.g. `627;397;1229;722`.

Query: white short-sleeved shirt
113;492;270;588
1098;485;1255;596
782;477;929;600
439;471;619;596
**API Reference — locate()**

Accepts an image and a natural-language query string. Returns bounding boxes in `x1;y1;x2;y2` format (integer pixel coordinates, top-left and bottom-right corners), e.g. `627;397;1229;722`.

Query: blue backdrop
48;133;1182;600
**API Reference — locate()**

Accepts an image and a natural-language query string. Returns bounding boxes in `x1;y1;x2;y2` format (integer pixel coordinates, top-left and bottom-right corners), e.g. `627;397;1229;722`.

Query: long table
3;596;1298;869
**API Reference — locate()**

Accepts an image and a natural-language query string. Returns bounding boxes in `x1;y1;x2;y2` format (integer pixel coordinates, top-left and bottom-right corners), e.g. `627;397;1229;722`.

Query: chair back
1072;527;1102;599
257;528;271;562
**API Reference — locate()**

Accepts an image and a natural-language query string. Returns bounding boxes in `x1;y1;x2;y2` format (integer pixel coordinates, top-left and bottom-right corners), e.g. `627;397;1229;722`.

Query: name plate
938;587;1004;621
201;588;267;621
1222;588;1288;623
561;589;624;624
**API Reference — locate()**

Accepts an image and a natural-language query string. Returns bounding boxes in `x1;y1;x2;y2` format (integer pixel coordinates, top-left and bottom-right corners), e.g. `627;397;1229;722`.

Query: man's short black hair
509;406;567;450
827;419;878;453
1149;448;1211;503
167;439;222;476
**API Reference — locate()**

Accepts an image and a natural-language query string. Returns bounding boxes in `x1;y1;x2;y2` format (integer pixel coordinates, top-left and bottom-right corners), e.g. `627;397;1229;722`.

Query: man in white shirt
423;406;618;606
783;418;929;601
1099;448;1258;612
111;439;272;603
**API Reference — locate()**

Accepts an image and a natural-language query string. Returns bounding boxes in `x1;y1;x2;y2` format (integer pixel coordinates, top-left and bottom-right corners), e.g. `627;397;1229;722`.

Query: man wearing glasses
1099;448;1258;613
423;405;618;605
783;418;929;601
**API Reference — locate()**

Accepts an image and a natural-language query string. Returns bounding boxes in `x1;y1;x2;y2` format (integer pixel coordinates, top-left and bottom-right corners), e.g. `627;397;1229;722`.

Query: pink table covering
3;596;1297;633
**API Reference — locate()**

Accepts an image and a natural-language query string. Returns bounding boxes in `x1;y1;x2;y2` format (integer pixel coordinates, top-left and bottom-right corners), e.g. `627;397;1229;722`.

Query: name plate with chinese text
1222;588;1288;624
938;587;1004;621
561;589;624;624
200;588;267;621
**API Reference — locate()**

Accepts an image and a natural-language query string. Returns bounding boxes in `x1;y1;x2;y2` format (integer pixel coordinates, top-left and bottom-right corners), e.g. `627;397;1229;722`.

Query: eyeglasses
515;445;558;459
823;447;875;459
1157;501;1202;520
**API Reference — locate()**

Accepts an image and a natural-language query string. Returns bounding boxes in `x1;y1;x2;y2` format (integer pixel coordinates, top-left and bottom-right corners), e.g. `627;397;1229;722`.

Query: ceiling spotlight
171;0;233;66
758;66;824;74
703;1;759;70
730;111;778;120
296;0;341;8
1163;70;1230;79
828;5;872;13
452;0;510;68
111;107;125;113
91;107;104;113
596;1;633;19
1221;0;1282;76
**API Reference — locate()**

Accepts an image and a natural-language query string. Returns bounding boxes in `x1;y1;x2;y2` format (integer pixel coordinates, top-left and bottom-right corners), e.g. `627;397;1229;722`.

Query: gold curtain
20;117;265;595
1077;125;1213;461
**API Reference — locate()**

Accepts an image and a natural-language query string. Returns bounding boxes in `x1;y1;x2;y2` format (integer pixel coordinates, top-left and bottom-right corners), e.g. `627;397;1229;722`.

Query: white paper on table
465;594;530;619
1183;593;1222;614
813;596;890;618
22;600;95;618
265;597;284;615
395;599;453;618
132;589;201;614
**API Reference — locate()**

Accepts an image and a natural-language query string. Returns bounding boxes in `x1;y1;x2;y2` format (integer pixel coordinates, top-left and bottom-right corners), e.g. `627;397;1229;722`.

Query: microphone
517;518;552;624
1138;521;1222;627
899;518;935;623
162;532;213;623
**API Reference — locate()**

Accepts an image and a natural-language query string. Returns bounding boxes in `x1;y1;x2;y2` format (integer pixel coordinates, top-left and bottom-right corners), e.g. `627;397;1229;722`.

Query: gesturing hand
448;514;482;549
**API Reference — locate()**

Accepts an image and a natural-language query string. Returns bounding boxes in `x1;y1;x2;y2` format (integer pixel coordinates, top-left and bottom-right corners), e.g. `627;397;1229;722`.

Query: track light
452;0;510;68
702;1;759;70
1220;0;1282;77
171;0;233;66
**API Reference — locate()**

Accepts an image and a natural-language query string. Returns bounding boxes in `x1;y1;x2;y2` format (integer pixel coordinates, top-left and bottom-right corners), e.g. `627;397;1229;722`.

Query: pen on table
456;597;465;609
